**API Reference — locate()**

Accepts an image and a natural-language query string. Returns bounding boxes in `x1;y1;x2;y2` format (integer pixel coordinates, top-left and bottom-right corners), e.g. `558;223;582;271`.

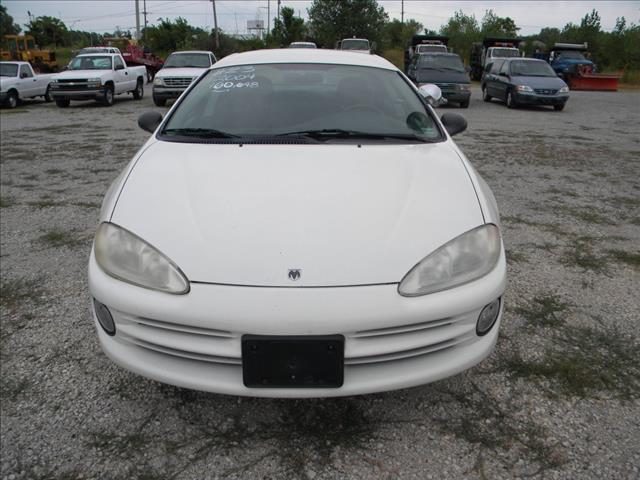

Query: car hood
511;75;567;89
111;141;483;286
156;67;208;79
416;69;469;84
54;69;109;79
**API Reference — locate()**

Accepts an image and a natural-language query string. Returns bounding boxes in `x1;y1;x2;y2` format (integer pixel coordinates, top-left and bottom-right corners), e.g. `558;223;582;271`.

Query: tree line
1;1;638;73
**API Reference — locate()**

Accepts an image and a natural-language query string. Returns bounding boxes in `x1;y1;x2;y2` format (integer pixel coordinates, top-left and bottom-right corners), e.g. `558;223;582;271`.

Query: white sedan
89;49;506;398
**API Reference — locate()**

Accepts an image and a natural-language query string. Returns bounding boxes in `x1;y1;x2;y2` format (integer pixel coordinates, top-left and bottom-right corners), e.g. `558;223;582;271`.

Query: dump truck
0;35;58;72
542;43;619;91
469;37;521;81
404;35;449;73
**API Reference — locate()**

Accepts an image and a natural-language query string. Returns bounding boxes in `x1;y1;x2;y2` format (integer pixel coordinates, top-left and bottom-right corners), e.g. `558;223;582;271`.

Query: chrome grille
163;77;194;87
534;88;558;95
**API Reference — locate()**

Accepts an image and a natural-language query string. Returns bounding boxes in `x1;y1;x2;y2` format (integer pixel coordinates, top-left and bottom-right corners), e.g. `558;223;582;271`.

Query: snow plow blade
568;73;620;91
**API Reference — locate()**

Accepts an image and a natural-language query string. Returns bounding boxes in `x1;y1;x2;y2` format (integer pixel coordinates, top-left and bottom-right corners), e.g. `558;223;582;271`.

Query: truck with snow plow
469;37;522;81
537;43;619;91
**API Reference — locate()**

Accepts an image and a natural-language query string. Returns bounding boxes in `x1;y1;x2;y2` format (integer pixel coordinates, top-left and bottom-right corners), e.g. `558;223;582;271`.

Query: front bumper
88;249;506;398
50;87;105;101
514;92;569;106
441;90;471;103
152;86;188;99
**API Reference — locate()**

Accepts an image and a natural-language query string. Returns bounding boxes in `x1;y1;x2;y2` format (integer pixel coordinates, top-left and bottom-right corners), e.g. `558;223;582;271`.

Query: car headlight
153;77;164;86
94;222;190;294
457;84;471;91
398;224;501;297
559;86;569;93
515;85;533;92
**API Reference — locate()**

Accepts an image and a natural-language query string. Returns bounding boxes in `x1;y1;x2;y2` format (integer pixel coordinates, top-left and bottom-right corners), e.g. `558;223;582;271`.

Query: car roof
170;51;212;55
0;61;27;65
214;49;396;71
417;52;459;57
502;57;545;62
76;53;118;57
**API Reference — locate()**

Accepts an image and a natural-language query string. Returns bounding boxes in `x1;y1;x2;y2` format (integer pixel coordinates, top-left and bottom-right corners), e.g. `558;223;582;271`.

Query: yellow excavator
0;35;58;72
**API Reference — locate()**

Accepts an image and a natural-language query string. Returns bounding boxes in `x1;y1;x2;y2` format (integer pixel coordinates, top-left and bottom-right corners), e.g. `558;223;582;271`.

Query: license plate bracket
242;335;344;388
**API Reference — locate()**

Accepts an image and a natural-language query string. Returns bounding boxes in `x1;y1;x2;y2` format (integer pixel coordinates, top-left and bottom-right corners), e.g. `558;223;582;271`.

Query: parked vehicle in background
90;48;505;398
337;38;372;54
152;51;216;107
407;53;471;108
0;61;54;108
0;35;58;72
50;53;146;108
481;58;569;110
103;37;164;82
289;42;317;49
79;47;122;55
469;38;521;81
404;36;449;73
544;43;595;79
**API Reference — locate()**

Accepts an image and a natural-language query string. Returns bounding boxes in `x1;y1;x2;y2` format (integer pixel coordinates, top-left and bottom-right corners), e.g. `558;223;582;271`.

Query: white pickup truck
50;53;146;107
0;61;54;108
152;50;216;106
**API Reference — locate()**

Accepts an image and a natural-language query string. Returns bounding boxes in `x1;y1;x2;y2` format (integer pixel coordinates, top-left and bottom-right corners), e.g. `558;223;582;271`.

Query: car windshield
161;63;442;142
164;53;210;68
491;48;520;58
416;45;446;53
0;63;18;77
69;56;112;70
510;60;556;77
417;55;465;72
556;50;586;60
341;40;369;51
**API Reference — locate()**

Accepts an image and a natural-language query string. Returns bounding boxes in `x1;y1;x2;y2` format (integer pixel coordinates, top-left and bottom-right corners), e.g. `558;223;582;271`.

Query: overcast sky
4;0;640;36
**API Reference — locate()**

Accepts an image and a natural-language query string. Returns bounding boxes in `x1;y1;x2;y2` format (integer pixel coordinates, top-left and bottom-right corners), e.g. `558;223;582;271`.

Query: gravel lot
1;84;639;480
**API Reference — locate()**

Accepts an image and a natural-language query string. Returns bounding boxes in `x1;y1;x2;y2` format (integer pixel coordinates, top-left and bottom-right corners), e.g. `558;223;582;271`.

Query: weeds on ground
0;277;43;309
0;195;16;208
606;249;640;268
515;294;568;328
560;239;608;273
38;229;84;248
504;324;640;399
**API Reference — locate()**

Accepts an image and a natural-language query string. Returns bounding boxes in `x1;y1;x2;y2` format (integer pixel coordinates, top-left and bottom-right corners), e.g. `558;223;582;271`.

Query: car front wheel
6;91;18;109
482;87;491;102
44;86;53;102
132;79;144;100
506;90;517;109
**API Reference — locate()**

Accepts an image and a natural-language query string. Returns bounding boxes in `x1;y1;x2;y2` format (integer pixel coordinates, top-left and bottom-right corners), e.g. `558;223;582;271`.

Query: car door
113;56;131;93
495;60;511;100
485;60;502;97
19;64;37;97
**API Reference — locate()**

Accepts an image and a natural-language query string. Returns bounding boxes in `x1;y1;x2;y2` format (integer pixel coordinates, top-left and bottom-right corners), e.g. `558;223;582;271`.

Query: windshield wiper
276;129;433;143
163;128;239;139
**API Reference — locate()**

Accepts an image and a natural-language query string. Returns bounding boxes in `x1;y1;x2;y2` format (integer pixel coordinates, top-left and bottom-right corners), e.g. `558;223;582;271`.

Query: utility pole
277;0;281;24
267;0;270;36
401;0;404;24
211;0;220;50
143;0;148;31
135;0;141;40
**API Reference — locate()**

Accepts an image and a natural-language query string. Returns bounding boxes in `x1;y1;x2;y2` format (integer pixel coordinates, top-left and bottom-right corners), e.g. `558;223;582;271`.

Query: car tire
132;79;144;100
482;87;491;102
460;101;469;108
102;85;115;106
55;98;70;108
44;86;53;102
146;67;154;84
553;104;565;111
153;96;166;107
6;91;18;109
506;90;517;109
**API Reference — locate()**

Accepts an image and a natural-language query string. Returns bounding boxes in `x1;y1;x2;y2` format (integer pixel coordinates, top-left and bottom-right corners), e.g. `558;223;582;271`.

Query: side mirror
441;113;467;136
115;64;125;70
498;72;508;77
418;84;443;107
20;72;28;78
138;111;163;133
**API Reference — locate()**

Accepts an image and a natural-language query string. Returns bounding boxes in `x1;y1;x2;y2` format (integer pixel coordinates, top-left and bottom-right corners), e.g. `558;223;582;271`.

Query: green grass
0;195;16;208
504;325;640;399
38;229;83;248
560;239;609;273
515;294;568;328
0;277;43;309
606;249;640;268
